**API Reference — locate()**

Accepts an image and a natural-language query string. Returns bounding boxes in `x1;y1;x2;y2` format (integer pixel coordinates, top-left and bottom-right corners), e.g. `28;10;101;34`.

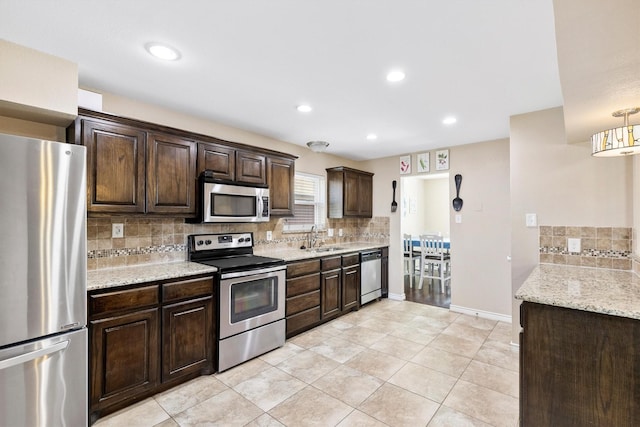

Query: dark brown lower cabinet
88;275;214;424
321;268;342;319
520;301;640;426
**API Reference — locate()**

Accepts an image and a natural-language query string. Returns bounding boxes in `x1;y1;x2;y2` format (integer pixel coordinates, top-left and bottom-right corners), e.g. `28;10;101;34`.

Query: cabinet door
342;264;360;312
146;132;197;214
321;269;341;319
162;296;213;383
343;171;361;216
89;308;160;417
267;156;295;216
197;142;235;181
236;150;266;184
358;173;373;217
83;119;146;213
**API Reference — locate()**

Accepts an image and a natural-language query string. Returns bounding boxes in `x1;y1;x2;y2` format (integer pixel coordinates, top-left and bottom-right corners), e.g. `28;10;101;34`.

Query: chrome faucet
308;225;317;248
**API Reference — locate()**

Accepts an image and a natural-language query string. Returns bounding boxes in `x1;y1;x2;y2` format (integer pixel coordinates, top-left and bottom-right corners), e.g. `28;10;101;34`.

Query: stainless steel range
188;232;286;372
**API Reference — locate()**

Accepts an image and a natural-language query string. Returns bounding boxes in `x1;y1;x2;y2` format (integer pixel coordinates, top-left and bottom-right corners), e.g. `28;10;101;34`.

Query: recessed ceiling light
297;104;312;113
386;70;405;82
443;116;457;125
145;42;181;61
366;133;378;140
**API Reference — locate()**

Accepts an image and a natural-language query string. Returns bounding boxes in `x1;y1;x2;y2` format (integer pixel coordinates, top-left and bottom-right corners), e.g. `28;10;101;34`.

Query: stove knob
246;237;251;242
197;240;204;246
238;238;245;243
205;240;212;245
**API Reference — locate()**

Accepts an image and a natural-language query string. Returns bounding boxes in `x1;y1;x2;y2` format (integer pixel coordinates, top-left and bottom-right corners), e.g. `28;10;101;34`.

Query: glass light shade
591;125;640;156
306;141;329;152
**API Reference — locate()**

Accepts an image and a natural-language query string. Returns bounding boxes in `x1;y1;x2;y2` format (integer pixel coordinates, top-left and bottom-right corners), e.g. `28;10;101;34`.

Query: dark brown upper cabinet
196;142;235;181
236;149;266;185
326;166;374;218
267;155;295;216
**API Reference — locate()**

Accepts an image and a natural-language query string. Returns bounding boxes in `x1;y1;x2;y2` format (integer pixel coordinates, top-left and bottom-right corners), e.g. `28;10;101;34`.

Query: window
284;172;326;231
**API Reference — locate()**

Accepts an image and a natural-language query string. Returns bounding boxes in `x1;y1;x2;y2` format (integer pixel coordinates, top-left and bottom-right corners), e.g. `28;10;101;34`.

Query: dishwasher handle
361;250;382;262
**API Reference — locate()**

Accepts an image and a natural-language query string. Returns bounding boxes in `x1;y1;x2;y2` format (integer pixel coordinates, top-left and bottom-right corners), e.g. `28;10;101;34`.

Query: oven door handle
220;265;286;280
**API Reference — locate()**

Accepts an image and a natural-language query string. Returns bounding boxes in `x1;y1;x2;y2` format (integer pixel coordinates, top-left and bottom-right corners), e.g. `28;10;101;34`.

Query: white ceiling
1;1;566;160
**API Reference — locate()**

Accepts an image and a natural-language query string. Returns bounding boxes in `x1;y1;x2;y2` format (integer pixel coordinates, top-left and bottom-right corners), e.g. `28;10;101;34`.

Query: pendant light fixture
591;108;640;156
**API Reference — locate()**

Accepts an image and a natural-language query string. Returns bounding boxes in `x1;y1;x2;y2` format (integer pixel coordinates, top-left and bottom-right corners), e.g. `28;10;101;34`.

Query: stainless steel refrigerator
0;133;88;426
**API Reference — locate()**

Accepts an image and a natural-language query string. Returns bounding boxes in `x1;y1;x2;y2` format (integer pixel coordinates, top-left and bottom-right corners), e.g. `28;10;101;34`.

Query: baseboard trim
387;292;406;301
449;304;512;323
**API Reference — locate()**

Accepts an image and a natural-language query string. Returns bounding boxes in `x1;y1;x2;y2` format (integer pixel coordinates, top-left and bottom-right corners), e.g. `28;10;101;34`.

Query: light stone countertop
87;261;218;291
87;242;388;292
515;263;640;320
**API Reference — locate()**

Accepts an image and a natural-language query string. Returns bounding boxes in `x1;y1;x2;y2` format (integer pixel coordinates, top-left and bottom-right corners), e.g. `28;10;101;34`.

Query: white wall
509;106;632;341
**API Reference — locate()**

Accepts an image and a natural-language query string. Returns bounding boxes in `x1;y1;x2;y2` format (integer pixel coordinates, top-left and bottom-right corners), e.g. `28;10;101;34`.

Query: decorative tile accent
538;225;632;271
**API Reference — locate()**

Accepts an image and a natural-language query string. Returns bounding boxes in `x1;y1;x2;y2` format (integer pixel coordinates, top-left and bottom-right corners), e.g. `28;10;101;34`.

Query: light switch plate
525;213;537;227
455;214;462;224
266;231;273;241
568;238;581;253
112;223;124;238
327;228;334;237
338;229;343;237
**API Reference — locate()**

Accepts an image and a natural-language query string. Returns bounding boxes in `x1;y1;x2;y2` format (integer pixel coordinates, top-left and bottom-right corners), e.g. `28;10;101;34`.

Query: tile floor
94;299;519;427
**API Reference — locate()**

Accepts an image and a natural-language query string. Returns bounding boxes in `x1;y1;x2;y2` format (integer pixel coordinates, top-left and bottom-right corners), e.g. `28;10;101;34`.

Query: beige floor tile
390;324;439;345
94;398;170;427
358;383;440;427
430;332;483;358
373;308;420;323
276;349;340;383
217;357;274;387
340;309;377;325
442;322;492;343
173;389;263;426
427;405;493;426
153;418;178;427
309;335;367;363
244;413;285;427
454;314;498;331
315;318;356;334
289;327;339;349
443;380;519;427
460;360;519;398
337;325;387;347
345;348;406;381
268;386;354;426
358;316;406;334
411;346;472;377
368;334;426;360
474;340;520;372
388;362;457;403
233;366;307;411
487;322;514;342
404;315;451;333
312;365;383;407
259;342;305;366
337;410;388;426
154;375;228;415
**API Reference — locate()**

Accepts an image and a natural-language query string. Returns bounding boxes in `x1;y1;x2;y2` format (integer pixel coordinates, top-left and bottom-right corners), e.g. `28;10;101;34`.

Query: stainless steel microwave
201;180;270;223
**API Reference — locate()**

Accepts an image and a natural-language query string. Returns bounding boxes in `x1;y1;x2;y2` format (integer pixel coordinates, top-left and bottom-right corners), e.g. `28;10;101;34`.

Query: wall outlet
338;228;343;237
568;238;581;253
455;214;462;224
525;213;537;227
112;223;124;238
327;228;334;237
266;231;273;241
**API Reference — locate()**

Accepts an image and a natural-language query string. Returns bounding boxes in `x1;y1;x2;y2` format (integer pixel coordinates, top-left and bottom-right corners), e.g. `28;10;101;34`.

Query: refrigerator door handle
0;340;69;370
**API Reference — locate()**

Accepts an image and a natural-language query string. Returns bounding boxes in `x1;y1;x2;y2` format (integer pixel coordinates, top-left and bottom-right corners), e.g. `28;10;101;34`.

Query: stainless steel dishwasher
360;249;382;305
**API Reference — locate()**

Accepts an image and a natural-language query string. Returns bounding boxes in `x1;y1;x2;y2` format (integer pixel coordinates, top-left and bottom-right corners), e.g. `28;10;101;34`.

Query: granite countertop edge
515;263;640;321
87;242;388;291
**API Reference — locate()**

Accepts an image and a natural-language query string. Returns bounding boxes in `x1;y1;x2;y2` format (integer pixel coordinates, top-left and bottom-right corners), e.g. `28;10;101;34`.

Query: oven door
219;265;286;339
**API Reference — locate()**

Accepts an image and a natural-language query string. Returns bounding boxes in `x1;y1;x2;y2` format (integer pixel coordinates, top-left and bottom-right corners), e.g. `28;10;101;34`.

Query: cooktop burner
187;232;283;273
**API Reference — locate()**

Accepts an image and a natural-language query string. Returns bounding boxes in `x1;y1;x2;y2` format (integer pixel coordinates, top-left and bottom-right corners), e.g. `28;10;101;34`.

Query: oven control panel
189;232;253;251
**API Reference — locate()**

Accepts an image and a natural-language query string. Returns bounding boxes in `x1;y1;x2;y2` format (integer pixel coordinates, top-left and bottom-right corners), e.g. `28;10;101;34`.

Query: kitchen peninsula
516;264;640;426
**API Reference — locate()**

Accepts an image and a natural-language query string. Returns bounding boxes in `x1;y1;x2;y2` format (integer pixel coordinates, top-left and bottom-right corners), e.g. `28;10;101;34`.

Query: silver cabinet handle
0;340;69;370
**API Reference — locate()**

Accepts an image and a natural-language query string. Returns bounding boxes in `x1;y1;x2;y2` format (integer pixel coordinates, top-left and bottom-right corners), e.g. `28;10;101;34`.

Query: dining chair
417;234;451;292
403;233;420;288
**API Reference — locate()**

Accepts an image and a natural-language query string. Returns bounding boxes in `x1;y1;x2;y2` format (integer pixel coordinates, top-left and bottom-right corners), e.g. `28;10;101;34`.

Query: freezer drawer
0;329;88;427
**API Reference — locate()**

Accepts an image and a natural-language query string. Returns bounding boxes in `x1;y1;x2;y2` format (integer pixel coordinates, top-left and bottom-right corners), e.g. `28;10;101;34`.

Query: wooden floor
403;273;451;309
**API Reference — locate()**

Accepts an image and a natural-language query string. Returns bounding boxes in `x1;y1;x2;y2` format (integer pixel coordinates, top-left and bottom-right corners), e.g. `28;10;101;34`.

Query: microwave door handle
258;196;264;218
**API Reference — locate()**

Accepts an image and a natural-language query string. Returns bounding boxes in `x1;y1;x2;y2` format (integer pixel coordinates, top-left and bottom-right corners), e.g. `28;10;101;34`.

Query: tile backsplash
539;226;632;270
87;216;390;271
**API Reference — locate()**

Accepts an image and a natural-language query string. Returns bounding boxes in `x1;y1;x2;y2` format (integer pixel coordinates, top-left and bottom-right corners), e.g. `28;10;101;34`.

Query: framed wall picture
436;149;449;170
417;152;429;173
400;155;411;174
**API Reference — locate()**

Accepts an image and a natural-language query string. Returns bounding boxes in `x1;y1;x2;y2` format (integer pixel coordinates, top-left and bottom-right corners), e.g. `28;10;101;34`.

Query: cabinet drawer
162;276;214;303
287;259;320;278
287;273;320;297
342;253;360;266
321;256;341;271
286;290;320;316
286;306;321;337
89;285;159;318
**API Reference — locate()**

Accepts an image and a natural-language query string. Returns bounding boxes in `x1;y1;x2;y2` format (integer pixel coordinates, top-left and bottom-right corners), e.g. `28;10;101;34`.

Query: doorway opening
400;173;450;308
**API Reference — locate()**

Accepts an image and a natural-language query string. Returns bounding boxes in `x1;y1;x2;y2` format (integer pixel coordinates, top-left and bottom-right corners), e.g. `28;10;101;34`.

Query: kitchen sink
305;246;345;253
